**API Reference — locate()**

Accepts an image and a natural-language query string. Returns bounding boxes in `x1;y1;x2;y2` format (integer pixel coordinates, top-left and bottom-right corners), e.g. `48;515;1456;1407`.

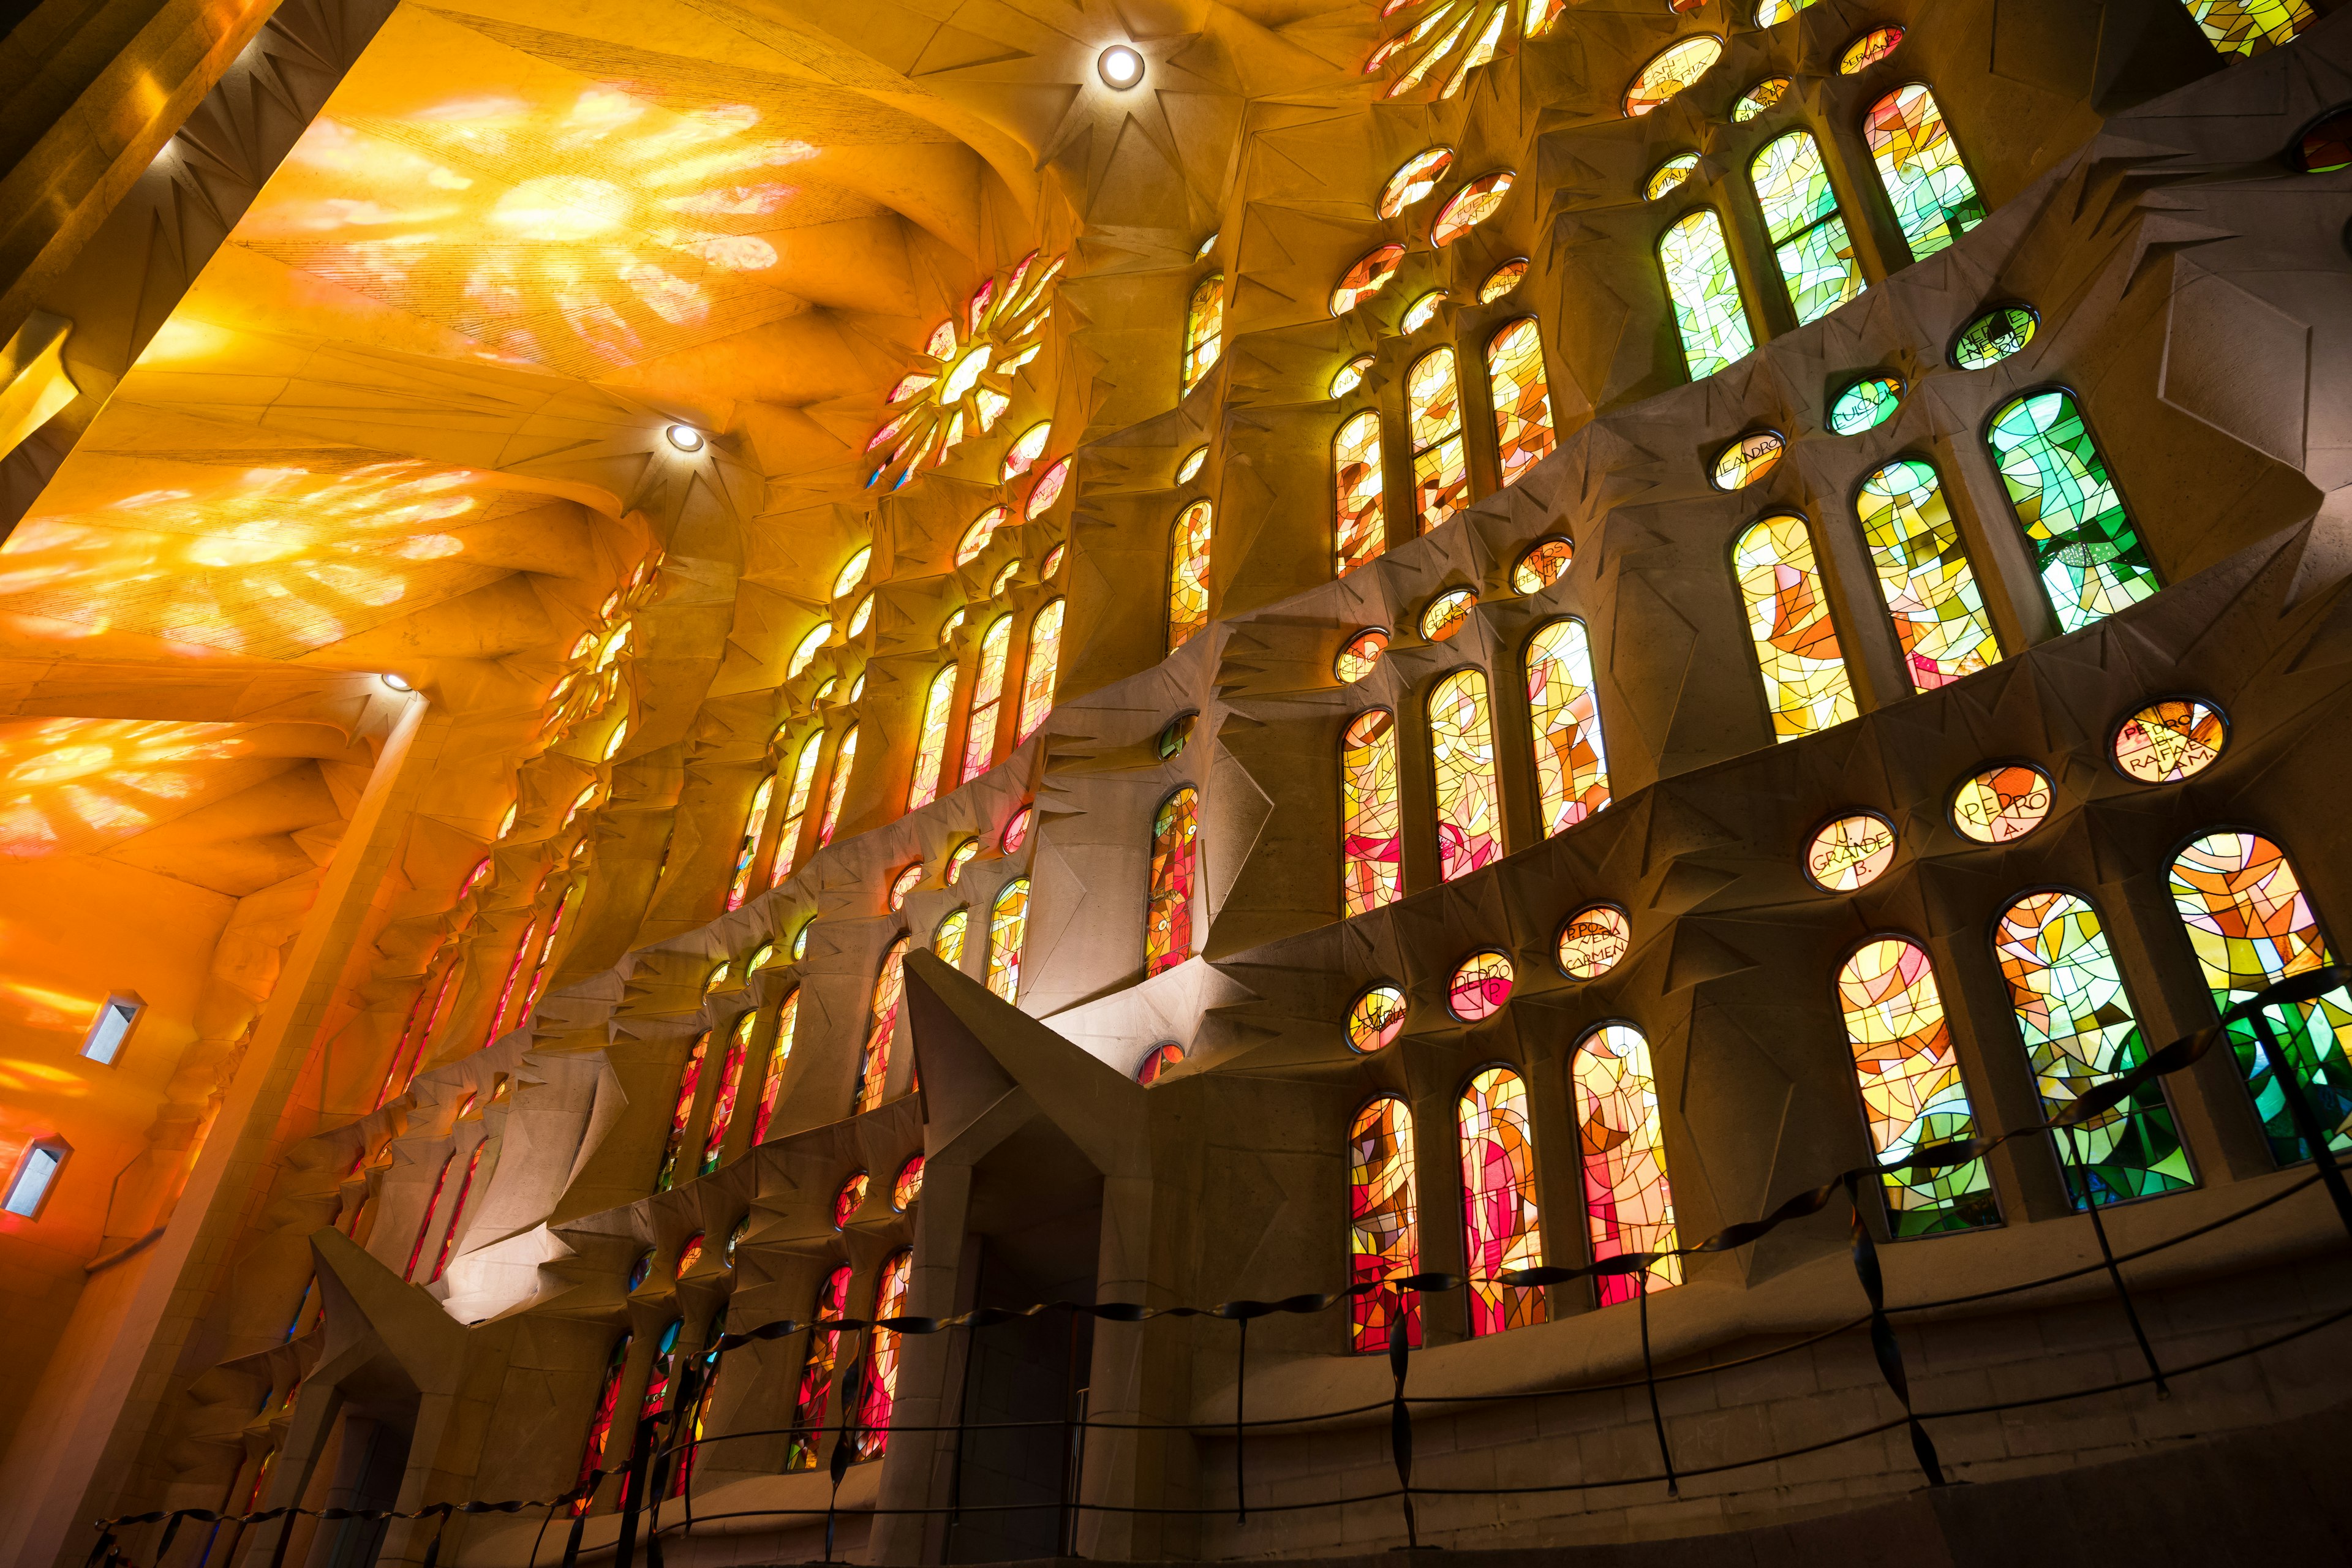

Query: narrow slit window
1146;787;1200;977
1658;209;1754;379
907;665;959;812
727;775;775;911
770;729;825;886
1333;410;1387;578
1341;709;1403;916
2;1137;69;1219
573;1335;631;1511
1182;276;1225;396
987;877;1030;1001
656;1032;709;1192
1429;669;1502;881
1018;599;1065;740
961;615;1014;783
1167;502;1214;653
854;1250;914;1457
1573;1023;1679;1303
784;1264;850;1470
853;937;911;1115
818;726;859;846
699;1011;756;1173
80;996;142;1066
752;990;799;1145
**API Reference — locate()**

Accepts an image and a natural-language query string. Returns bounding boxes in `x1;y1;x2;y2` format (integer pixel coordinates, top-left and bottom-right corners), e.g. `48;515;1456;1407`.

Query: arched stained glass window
818;726;859;846
1994;891;2194;1206
907;665;958;812
853;937;910;1115
699;1011;756;1174
784;1264;850;1471
1985;390;2160;634
656;1031;708;1192
1732;514;1856;741
574;1334;631;1511
961;616;1014;783
640;1320;682;1423
1837;938;1999;1235
752;990;799;1145
2168;832;2352;1163
1658;209;1754;380
1525;619;1610;835
1018;599;1065;740
986;877;1029;1001
1459;1066;1545;1335
1856;460;2000;693
484;921;536;1047
1333;410;1387;578
1167;501;1214;653
1182;275;1224;395
1407;349;1468;533
2177;0;2313;54
771;730;824;887
1486;318;1556;486
1430;669;1502;882
1573;1023;1680;1305
1863;85;1985;262
1147;787;1199;977
428;1144;484;1283
1349;1096;1419;1352
1341;710;1403;917
1751;130;1864;325
670;1346;720;1497
728;775;775;911
934;908;967;967
854;1249;914;1458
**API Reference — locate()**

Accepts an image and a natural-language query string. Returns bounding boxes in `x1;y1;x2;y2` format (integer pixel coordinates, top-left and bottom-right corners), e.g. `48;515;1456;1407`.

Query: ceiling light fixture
664;423;706;453
380;672;415;693
1098;44;1144;89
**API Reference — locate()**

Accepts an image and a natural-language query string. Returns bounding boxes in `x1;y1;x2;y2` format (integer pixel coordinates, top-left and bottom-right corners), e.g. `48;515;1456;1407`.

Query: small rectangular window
81;995;144;1066
4;1140;69;1218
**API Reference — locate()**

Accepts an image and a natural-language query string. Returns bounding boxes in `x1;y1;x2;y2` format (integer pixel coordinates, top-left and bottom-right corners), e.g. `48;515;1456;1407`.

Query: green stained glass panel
1829;374;1903;434
1657;209;1753;380
1863;85;1986;262
1986;390;2160;634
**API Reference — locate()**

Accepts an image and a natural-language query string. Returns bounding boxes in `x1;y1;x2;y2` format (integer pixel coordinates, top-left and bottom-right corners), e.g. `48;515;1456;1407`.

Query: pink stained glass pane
956;504;1010;565
428;1145;482;1283
1341;710;1403;916
1429;668;1502;881
1525;618;1611;835
893;1155;925;1209
1449;950;1513;1021
1431;172;1513;245
1458;1067;1546;1335
1167;500;1215;652
1001;805;1033;854
1146;786;1199;976
1333;410;1387;578
1017;600;1064;740
854;1250;914;1458
574;1335;631;1509
752;990;799;1145
853;937;910;1114
698;1012;755;1174
1026;456;1072;519
986;876;1029;1001
1407;348;1467;533
834;1171;869;1228
1486;318;1555;487
656;1032;708;1191
1574;1023;1682;1306
961;616;1014;783
784;1265;850;1471
1348;984;1408;1052
1349;1096;1421;1352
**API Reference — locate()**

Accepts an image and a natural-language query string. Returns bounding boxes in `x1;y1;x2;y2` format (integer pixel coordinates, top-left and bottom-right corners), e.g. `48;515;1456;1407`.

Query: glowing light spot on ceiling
491;176;627;239
674;234;776;270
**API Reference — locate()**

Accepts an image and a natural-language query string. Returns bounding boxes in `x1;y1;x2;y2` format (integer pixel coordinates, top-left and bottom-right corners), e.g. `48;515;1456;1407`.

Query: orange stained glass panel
1574;1023;1681;1304
1333;410;1387;578
1485;318;1555;486
1341;709;1403;916
1407;347;1468;533
1429;668;1502;881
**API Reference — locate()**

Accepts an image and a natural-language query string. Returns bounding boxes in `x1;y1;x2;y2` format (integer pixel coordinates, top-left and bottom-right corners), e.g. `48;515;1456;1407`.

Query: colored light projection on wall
1732;514;1856;741
1167;502;1214;652
1459;1067;1547;1335
785;1264;851;1471
1408;349;1469;532
2178;0;2313;54
1986;390;2161;633
1341;710;1403;916
1333;410;1387;577
1429;669;1502;881
1573;1023;1680;1305
1856;459;2000;693
1836;938;2000;1235
855;1250;914;1458
853;936;909;1115
1658;210;1753;379
1752;130;1864;325
1018;599;1064;739
1486;318;1556;486
865;251;1061;487
1863;85;1985;262
752;990;799;1145
2114;698;2226;783
1994;891;2195;1207
2168;832;2352;1164
1348;1096;1420;1352
1147;786;1199;976
1526;618;1610;834
986;877;1028;1001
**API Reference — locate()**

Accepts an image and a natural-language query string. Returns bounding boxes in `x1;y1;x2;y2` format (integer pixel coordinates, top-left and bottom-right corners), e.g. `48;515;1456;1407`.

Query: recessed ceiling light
380;672;414;693
1098;44;1144;89
664;423;705;453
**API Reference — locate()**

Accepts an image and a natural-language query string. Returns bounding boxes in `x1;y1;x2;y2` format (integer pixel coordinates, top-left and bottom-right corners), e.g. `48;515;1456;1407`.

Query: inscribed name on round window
1001;423;1050;481
1733;77;1789;121
1347;983;1408;1052
945;837;979;883
1624;36;1724;117
1829;374;1904;435
1953;305;2038;369
1950;763;2052;844
1449;950;1514;1021
1330;354;1376;398
1645;154;1700;200
1026;456;1072;518
1711;430;1784;490
1380;147;1455;218
1401;289;1447;333
1336;628;1390;682
2113;698;2227;783
1431;172;1513;246
1479;258;1528;302
1420;588;1477;641
2296;108;2352;174
1333;245;1406;315
1511;537;1574;594
1838;25;1903;72
1805;812;1896;891
1557;904;1630;979
1001;804;1033;853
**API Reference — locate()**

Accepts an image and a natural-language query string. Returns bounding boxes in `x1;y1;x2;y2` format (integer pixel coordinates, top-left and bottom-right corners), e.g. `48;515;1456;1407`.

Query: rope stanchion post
1844;1172;1945;1487
2060;1123;2168;1396
2247;1004;2352;1241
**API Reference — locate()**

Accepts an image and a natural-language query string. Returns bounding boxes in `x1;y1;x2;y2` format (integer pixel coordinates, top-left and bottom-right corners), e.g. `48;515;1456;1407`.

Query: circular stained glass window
1431;172;1513;245
1733;76;1789;121
1950;763;2053;844
676;1232;705;1276
1624;36;1724;117
1330;354;1376;398
1158;711;1197;759
1333;245;1406;316
725;1215;748;1265
1042;543;1066;576
1953;304;2038;369
1420;587;1477;641
1176;445;1209;484
1137;1041;1186;1083
791;919;813;960
1336;628;1389;682
1379;146;1455;217
1346;983;1408;1052
990;559;1021;596
833;1172;869;1228
1645;153;1700;200
1557;904;1630;979
628;1249;655;1291
1804;811;1897;892
1512;537;1574;594
1829;374;1904;435
1838;24;1903;73
892;1155;925;1210
1711;430;1784;490
2296;107;2352;173
2113;698;2227;783
1449;951;1514;1021
888;864;922;910
1026;456;1073;519
944;837;979;884
1001;806;1035;853
1479;258;1528;302
1401;288;1447;333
